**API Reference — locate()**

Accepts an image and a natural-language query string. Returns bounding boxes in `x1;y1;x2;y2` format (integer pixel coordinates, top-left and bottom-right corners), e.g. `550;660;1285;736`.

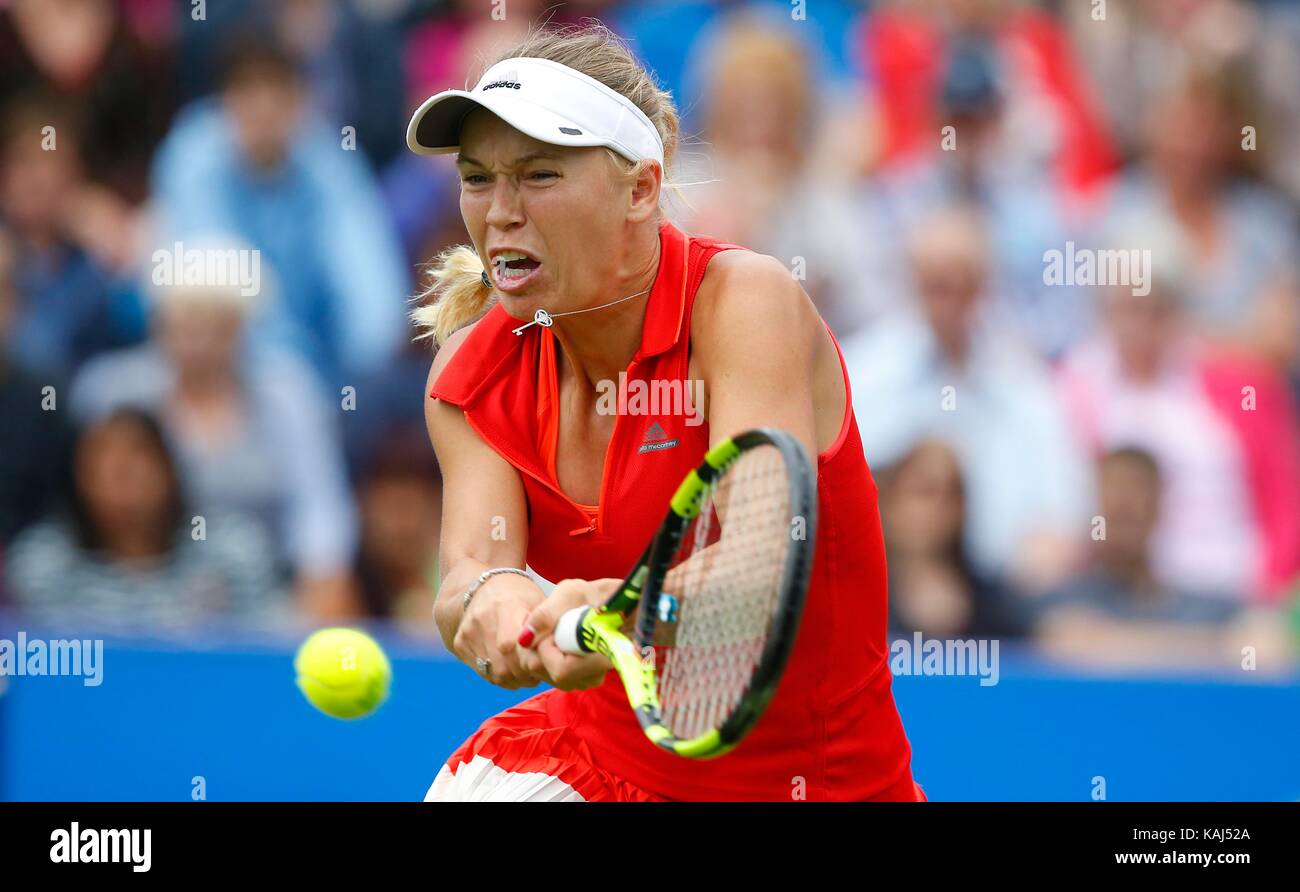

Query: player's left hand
516;578;619;691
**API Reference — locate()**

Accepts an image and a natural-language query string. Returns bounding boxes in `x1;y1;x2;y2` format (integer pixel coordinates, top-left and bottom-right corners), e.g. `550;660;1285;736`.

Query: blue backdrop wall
2;622;1298;801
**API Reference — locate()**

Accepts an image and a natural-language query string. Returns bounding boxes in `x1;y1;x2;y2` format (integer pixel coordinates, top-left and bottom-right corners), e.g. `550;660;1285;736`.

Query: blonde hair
411;22;681;346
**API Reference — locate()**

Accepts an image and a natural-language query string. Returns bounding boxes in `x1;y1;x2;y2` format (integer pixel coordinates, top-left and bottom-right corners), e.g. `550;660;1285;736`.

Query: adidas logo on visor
482;69;520;91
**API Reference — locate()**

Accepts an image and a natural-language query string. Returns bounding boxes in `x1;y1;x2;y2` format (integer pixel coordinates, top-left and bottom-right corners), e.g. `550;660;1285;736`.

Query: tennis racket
554;427;816;759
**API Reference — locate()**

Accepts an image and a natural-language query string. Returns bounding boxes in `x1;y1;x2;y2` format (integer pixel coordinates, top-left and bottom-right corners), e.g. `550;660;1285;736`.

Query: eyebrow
456;151;561;168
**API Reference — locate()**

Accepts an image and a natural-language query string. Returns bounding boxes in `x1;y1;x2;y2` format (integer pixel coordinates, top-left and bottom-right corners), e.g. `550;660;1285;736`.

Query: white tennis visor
406;56;665;167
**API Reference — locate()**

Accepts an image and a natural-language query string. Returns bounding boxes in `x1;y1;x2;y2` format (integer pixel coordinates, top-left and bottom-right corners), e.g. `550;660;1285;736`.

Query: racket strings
656;446;793;741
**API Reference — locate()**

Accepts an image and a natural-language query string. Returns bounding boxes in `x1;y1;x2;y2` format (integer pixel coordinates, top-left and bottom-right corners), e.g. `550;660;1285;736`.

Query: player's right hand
452;574;549;691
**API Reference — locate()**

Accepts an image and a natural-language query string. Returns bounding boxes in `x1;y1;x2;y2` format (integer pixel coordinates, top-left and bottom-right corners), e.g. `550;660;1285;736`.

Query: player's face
456;110;634;322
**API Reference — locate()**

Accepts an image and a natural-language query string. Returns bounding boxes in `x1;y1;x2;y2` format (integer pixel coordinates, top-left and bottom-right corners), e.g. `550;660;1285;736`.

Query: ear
626;160;662;224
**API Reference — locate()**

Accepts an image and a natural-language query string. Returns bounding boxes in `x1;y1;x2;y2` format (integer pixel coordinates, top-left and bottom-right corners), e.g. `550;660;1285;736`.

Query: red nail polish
517;625;536;648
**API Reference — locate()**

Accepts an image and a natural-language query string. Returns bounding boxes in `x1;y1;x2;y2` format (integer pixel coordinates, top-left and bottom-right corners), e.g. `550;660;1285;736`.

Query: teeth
493;252;537;281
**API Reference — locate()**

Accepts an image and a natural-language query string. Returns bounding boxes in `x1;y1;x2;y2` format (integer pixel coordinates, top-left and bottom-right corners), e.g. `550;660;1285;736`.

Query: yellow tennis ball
294;628;392;720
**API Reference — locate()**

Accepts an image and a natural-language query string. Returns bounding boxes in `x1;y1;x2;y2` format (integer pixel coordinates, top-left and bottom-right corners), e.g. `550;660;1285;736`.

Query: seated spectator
0;0;176;203
1105;63;1300;368
171;0;406;169
70;261;360;619
842;205;1092;592
353;428;442;635
4;407;285;629
265;0;406;170
612;0;865;136
1056;215;1300;600
1034;447;1292;671
151;32;408;392
0;225;74;551
0;89;144;375
675;13;895;337
881;440;1030;640
865;28;1102;359
860;0;1117;203
1065;0;1300;209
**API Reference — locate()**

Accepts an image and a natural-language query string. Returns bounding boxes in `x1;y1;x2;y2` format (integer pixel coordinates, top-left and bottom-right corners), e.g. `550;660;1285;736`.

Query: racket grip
554;607;592;655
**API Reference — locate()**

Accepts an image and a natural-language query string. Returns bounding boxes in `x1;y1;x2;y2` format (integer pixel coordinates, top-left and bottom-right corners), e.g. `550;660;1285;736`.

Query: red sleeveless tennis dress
426;219;923;802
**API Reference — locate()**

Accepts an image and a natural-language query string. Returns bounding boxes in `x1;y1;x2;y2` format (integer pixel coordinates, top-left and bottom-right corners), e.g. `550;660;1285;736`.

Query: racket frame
566;427;817;759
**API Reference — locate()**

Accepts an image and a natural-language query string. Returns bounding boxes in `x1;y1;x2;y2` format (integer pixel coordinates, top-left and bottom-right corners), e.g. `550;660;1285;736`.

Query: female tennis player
409;24;923;802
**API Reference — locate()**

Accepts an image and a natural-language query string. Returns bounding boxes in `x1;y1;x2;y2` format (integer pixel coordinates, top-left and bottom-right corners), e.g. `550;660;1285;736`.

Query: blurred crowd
0;0;1297;673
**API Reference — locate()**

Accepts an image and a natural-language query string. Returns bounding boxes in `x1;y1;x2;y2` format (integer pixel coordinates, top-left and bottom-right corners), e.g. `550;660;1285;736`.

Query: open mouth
490;251;542;289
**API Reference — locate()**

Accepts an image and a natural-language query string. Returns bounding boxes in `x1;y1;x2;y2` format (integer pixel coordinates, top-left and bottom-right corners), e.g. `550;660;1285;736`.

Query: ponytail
411;245;495;346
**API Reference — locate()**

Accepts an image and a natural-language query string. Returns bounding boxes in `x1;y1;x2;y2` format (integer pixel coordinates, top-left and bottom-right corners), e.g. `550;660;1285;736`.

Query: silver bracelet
462;567;530;613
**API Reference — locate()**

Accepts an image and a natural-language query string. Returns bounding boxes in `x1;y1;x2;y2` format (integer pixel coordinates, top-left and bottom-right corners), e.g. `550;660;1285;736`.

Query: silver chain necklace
510;286;652;336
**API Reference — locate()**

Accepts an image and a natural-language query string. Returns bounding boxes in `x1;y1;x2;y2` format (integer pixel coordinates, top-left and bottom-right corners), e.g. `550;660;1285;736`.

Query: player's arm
692;249;832;473
425;326;547;689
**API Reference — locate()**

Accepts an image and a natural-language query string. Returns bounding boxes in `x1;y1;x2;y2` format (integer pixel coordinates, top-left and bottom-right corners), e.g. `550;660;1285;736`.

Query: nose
484;176;525;230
